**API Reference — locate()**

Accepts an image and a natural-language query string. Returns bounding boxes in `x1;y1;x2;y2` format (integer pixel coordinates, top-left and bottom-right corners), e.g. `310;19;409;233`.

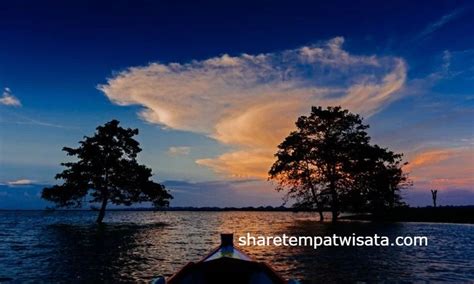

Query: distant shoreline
340;206;474;224
1;206;473;224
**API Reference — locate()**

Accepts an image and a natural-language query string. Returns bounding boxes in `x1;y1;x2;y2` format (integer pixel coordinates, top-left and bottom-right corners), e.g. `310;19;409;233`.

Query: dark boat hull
161;233;288;284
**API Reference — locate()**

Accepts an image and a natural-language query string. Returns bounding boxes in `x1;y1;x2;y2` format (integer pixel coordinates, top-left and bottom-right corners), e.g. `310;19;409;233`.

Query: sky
0;0;473;209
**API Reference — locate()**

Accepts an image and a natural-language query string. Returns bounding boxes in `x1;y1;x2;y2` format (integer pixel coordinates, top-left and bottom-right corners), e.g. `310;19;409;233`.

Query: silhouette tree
269;106;409;221
431;189;438;207
42;120;172;223
344;143;410;214
267;126;328;221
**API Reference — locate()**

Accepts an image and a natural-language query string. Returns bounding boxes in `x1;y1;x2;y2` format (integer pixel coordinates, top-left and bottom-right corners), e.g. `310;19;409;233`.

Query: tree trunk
330;182;338;222
96;196;108;224
318;210;324;222
331;208;338;222
98;162;110;224
331;191;338;222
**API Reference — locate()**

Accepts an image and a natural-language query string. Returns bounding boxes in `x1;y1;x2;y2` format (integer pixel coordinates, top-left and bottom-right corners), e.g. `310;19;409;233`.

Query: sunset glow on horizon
0;0;473;208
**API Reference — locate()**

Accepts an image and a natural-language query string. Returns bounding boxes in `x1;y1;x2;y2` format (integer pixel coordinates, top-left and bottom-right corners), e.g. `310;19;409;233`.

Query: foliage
42;120;172;223
269;106;410;221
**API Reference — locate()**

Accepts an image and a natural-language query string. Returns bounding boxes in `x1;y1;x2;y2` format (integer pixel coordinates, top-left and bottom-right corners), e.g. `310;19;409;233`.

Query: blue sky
0;0;473;209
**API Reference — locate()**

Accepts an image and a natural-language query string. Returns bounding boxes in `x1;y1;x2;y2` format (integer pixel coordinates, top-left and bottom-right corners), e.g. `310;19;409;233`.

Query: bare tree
431;189;438;208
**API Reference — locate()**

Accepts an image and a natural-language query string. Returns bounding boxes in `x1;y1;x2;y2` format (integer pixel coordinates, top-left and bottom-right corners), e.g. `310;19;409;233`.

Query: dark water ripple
0;211;472;283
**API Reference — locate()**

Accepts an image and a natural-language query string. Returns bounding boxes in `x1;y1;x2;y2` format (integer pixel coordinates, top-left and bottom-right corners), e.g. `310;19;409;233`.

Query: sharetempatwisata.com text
238;233;428;249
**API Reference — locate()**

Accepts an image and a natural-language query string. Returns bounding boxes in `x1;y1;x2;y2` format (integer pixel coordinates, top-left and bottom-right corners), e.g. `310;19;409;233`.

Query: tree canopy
42;120;172;223
269;106;410;221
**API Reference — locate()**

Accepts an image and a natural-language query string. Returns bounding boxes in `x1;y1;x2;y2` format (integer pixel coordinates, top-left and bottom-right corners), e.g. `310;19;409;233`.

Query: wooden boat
153;233;298;284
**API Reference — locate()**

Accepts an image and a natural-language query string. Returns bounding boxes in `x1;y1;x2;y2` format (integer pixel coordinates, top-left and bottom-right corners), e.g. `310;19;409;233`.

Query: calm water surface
0;211;472;283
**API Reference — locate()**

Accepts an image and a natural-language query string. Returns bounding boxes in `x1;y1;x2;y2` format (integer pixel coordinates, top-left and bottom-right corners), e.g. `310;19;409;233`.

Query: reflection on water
0;211;472;283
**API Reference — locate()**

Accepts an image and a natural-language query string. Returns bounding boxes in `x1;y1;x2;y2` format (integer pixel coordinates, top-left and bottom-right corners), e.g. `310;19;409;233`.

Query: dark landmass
3;206;473;224
341;206;474;224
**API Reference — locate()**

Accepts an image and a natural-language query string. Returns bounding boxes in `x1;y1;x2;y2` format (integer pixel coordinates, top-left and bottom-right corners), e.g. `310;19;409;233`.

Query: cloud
7;179;36;186
99;37;407;178
415;8;465;41
442;48;474;79
167;146;191;156
405;147;474;190
406;149;458;170
0;184;51;209
2;110;71;129
163;179;284;207
442;50;452;73
197;150;275;179
0;180;284;209
0;88;21;107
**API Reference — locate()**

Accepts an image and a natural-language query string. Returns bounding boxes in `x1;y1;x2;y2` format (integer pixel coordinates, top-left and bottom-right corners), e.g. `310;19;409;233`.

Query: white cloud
416;8;465;41
7;179;35;186
167;146;191;156
0;88;21;107
99;37;407;178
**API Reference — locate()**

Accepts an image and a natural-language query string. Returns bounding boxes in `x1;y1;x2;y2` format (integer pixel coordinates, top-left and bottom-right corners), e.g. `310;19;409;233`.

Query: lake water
0;211;472;283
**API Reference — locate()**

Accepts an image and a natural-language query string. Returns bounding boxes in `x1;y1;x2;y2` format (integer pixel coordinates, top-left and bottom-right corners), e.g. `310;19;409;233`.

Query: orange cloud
405;147;474;190
0;88;21;107
99;37;406;179
405;149;458;171
197;149;275;179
